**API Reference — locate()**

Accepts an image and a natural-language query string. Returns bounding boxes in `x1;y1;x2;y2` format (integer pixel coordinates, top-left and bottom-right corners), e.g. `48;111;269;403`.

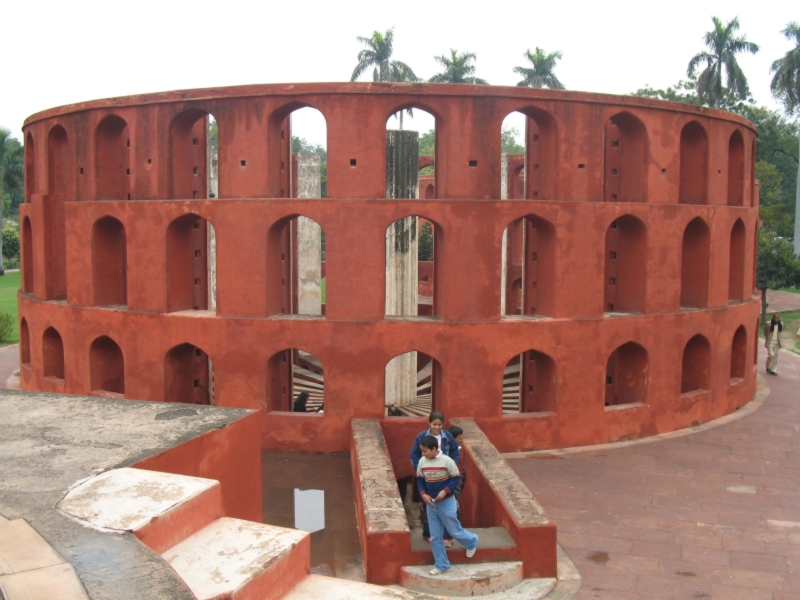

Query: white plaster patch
58;468;217;532
162;517;307;600
726;485;757;494
768;519;800;530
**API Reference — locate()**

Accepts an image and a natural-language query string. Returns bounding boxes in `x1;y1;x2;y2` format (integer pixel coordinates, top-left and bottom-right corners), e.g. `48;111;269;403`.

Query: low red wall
133;411;262;522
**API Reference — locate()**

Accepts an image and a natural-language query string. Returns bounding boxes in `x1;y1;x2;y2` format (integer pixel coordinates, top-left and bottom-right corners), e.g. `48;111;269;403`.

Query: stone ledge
352;419;409;534
452;419;550;527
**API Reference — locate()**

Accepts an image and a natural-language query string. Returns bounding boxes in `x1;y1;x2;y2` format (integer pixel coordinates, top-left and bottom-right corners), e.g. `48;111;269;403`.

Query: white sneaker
466;545;477;558
430;566;450;576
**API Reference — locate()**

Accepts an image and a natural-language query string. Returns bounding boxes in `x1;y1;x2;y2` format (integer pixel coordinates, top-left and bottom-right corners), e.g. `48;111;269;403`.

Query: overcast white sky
2;0;795;146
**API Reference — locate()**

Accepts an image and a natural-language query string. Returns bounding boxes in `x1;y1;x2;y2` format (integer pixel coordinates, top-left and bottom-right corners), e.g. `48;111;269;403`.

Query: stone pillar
500;152;509;316
207;119;219;404
296;153;322;315
385;130;419;409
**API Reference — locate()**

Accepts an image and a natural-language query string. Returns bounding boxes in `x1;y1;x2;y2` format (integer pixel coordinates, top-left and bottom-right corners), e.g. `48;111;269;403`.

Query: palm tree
351;28;417;83
771;22;800;113
514;47;565;89
429;50;488;84
351;28;419;128
687;16;759;109
770;22;800;255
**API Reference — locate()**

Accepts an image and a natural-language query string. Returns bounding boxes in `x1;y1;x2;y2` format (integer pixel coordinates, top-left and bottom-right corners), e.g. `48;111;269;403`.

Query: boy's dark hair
428;411;445;424
448;425;463;438
420;435;439;450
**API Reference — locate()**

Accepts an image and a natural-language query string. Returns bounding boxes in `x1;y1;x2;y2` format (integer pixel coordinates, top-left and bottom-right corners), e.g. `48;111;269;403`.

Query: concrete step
409;526;520;566
57;467;222;553
162;517;309;600
284;574;444;600
401;562;523;597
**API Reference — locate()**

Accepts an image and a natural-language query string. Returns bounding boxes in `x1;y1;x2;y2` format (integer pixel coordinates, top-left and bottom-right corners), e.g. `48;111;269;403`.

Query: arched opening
20;319;30;367
681;334;710;394
267;348;324;413
501;214;555;316
500;111;526;200
385;216;437;317
503;350;557;414
605;342;648;407
728;219;746;302
21;217;34;293
604;112;648;203
42;327;65;380
92;216;127;306
604;215;646;313
166;213;214;313
266;216;327;316
727;130;745;206
165;343;214;405
385;351;440;417
90;336;124;396
95;115;130;200
680;217;710;308
679;121;708;205
47;125;69;299
25;133;35;203
730;325;747;381
169;109;218;200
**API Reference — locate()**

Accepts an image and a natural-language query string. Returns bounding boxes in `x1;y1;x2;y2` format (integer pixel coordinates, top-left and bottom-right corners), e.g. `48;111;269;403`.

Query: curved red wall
18;83;760;454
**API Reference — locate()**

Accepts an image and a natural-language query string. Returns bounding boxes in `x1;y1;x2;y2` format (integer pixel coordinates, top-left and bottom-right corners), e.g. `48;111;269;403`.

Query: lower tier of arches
18;293;759;454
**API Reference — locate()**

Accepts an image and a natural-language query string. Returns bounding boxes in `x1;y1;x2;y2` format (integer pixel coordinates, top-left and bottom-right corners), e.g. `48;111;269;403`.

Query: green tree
2;225;19;259
501;126;525;155
757;228;800;320
687;16;759;109
429;50;487;84
770;22;800;254
351;28;417;83
632;80;700;105
0;129;25;273
513;47;565;89
419;221;434;261
419;129;435;174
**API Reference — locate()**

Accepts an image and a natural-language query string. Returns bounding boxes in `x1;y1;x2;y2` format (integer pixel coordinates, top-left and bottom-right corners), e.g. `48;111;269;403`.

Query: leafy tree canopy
757;229;800;317
771;22;800;115
0;130;24;216
429;49;487;84
687;16;759;108
514;47;565;89
351;28;418;83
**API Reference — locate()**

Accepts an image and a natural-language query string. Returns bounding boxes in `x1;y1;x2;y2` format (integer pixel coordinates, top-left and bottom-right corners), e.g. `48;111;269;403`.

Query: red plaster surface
18;83;759;454
509;348;800;599
133;412;262;522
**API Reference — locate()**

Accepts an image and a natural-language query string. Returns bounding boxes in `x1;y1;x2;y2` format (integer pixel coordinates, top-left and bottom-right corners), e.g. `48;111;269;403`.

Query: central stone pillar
385;130;419;410
295;153;322;315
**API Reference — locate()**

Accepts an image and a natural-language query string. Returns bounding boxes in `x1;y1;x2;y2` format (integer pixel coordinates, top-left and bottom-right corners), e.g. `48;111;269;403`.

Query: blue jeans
426;495;479;571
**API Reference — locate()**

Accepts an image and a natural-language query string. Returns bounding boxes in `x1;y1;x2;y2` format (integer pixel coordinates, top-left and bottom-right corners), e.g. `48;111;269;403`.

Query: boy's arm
416;460;427;496
435;458;461;500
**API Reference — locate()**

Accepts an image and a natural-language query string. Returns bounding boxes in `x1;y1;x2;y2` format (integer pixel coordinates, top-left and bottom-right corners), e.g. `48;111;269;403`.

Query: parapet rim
23;81;756;131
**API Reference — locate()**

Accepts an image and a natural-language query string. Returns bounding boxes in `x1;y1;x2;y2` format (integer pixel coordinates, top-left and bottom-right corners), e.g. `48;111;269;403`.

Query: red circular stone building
18;83;759;461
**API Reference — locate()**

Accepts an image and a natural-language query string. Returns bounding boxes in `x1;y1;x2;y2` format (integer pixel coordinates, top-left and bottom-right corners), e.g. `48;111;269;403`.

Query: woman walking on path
764;313;784;375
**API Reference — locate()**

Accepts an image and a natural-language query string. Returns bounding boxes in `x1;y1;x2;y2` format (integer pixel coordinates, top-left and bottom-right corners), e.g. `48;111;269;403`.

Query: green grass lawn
779;287;800;294
0;271;20;343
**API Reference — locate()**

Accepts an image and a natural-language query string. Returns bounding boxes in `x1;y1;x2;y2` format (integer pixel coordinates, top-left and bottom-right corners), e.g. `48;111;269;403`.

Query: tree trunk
760;288;768;324
794;134;800;256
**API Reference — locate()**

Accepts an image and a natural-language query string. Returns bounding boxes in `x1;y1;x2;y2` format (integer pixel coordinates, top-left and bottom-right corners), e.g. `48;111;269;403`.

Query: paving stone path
509;348;800;600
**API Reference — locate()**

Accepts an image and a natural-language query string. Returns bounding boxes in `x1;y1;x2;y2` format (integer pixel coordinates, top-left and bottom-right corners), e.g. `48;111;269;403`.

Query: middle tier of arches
22;198;758;322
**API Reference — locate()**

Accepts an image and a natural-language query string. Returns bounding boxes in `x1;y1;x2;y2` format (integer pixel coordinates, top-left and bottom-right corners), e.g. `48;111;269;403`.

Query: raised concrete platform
58;468;221;553
410;526;515;552
401;561;523;596
163;517;309;600
285;574;443;599
0;390;255;599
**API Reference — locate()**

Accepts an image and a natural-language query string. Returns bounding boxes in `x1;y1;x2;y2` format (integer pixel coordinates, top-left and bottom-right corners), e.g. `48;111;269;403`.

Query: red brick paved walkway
509;348;800;599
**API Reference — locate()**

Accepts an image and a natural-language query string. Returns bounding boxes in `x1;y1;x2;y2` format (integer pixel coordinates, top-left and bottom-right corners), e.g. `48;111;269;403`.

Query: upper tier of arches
22;84;757;206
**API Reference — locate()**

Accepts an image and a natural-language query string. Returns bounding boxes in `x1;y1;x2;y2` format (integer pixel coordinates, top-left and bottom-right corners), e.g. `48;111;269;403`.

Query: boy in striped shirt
416;435;479;575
